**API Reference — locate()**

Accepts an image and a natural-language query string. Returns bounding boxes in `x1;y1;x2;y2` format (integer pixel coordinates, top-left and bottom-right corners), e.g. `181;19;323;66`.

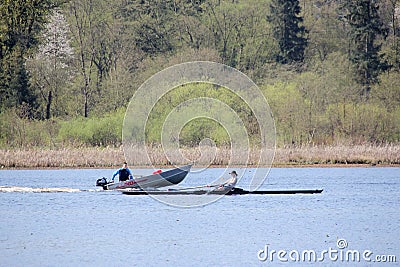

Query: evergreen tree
268;0;308;64
342;0;389;98
0;0;56;114
0;47;37;114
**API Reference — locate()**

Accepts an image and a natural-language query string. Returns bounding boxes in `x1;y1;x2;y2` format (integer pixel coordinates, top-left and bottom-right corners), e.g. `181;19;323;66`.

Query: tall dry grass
274;144;400;165
0;147;125;168
0;144;399;168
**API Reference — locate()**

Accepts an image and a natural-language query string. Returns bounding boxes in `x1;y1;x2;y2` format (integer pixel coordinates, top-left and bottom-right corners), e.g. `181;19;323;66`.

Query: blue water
0;167;399;266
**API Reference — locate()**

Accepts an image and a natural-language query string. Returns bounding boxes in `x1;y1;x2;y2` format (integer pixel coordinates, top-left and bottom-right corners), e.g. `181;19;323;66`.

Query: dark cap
229;171;237;175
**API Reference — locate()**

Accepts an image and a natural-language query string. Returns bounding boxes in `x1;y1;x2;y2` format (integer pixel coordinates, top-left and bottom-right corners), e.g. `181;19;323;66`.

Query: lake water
0;167;399;266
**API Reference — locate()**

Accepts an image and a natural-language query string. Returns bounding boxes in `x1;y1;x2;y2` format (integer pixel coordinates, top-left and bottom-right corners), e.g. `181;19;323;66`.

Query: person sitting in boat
111;162;133;182
218;170;238;189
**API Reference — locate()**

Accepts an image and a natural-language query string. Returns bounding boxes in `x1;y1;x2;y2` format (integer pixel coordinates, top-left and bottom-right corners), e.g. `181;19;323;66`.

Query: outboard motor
96;177;108;189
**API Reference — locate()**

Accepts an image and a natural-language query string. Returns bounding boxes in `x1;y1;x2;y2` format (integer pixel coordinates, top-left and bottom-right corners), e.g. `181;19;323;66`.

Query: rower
111;162;133;182
219;170;238;189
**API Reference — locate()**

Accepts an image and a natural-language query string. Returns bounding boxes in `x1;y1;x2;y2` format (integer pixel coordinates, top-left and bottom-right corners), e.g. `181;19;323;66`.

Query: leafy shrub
57;108;124;146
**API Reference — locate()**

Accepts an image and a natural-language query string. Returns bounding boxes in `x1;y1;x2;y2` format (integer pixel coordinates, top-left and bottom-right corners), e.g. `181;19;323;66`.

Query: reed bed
0;147;125;168
0;144;399;168
274;144;400;165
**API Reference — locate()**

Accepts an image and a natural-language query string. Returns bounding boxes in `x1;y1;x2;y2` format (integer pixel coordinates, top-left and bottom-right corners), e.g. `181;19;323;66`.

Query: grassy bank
0;144;399;169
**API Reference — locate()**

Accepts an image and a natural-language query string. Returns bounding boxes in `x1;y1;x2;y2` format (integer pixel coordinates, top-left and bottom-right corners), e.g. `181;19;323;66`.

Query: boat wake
0;186;100;193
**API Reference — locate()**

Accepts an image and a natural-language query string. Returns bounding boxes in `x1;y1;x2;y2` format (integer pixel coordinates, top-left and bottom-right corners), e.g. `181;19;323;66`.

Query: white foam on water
0;186;82;193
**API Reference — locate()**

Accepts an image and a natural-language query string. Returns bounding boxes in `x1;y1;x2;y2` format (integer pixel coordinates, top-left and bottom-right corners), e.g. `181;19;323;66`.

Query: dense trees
342;0;389;98
0;0;399;148
27;9;74;119
0;0;56;115
268;0;307;64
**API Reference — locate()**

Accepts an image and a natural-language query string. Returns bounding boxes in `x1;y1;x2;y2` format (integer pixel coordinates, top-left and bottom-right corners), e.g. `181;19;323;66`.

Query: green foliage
341;0;389;97
0;0;399;148
0;108;124;148
26;9;74;119
371;71;400;111
261;69;400;146
120;0;176;54
268;0;307;64
302;0;348;62
179;118;230;146
57;108;124;146
327;102;399;143
261;81;308;145
0;49;37;114
202;0;274;69
145;83;259;146
0;108;59;148
0;0;57;113
0;0;55;52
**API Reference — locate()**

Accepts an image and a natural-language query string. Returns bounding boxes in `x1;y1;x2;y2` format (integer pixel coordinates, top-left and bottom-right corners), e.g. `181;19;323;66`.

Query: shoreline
0;145;399;169
1;163;399;170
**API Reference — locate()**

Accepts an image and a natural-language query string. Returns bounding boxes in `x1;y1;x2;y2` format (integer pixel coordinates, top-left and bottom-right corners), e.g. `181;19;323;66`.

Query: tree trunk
84;88;89;118
46;90;52;119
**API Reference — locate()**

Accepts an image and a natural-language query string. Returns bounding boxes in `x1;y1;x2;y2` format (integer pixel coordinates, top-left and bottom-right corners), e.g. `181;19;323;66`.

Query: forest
0;0;399;152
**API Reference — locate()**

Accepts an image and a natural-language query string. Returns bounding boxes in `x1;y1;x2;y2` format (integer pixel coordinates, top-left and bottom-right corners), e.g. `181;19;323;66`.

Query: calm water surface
0;167;399;266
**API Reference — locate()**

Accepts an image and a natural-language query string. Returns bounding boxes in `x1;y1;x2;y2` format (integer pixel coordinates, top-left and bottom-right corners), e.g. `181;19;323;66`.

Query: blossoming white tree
28;9;74;119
